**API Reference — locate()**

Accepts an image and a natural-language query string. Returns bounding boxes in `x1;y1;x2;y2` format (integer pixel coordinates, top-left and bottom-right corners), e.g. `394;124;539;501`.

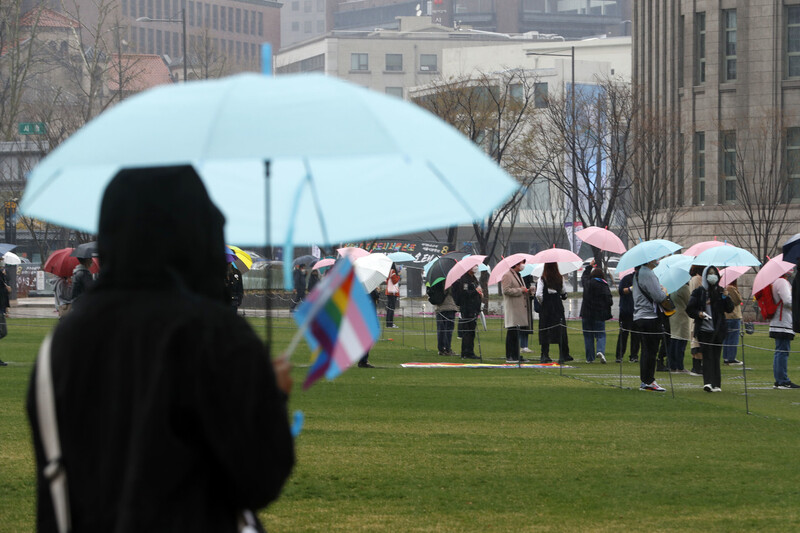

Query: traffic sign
18;122;46;135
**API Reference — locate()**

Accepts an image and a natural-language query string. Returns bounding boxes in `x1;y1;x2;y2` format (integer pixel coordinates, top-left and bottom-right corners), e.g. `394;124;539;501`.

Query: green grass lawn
2;314;800;532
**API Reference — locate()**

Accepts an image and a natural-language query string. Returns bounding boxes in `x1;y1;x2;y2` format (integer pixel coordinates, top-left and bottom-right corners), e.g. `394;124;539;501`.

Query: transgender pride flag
294;256;380;389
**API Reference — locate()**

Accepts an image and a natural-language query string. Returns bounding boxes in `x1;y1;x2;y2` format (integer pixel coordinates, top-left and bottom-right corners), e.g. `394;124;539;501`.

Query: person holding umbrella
580;266;613;364
502;258;532;364
70;256;95;304
290;263;307;311
686;266;734;392
385;264;401;328
632;259;669;392
615;270;640;363
536;262;571;364
722;277;743;366
451;265;482;360
770;270;799;389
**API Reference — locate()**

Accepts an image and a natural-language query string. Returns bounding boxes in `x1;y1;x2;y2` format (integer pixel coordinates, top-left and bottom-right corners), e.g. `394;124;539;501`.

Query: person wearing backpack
434;286;458;356
769;272;799;389
686;266;734;392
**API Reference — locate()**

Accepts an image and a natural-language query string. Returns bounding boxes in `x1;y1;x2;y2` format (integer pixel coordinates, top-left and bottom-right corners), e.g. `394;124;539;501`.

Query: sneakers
629;356;639;363
597;352;606;364
539;356;553;364
387;324;399;329
688;370;703;377
438;351;449;356
712;387;722;393
640;381;666;392
563;355;574;362
357;362;375;368
615;358;623;363
656;363;669;372
446;349;457;356
506;357;530;364
703;384;713;393
521;347;532;353
776;381;800;389
724;359;743;366
0;359;6;367
461;354;480;360
670;369;690;374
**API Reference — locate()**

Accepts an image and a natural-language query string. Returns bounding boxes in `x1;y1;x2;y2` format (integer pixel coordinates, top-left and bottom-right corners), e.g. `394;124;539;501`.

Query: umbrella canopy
70;241;97;259
684;240;730;257
616;239;683;273
425;252;469;287
752;254;795;295
292;254;318;268
575;226;626;254
20;73;518;248
720;266;751;288
43;248;100;278
445;255;487;289
782;233;800;264
311;258;335;271
387;251;416;263
617;267;635;280
337;247;370;261
353;253;393;293
530;260;582;278
226;245;254;273
529;248;582;265
0;243;17;256
692;245;760;268
653;254;693;294
3;252;21;265
487;253;537;285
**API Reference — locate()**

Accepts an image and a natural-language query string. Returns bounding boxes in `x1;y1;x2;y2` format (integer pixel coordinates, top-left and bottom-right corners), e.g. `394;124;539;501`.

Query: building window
721;130;737;203
678;15;684;88
291;21;299;32
787;127;800;200
420;54;437;72
228;7;234;32
695;12;706;84
235;8;241;33
292;1;299;10
317;20;324;33
212;5;218;30
351;53;368;71
723;9;736;81
188;1;195;26
386;87;403;99
534;82;548;108
196;2;202;27
221;7;226;32
243;10;249;34
258;13;263;36
304;0;311;12
385;53;402;71
304;20;311;33
694;132;705;205
789;6;800;78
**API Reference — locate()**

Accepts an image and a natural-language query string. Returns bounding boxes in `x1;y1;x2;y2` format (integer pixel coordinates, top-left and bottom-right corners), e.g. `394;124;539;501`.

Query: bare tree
0;1;42;140
188;26;231;80
625;104;688;242
720;111;795;263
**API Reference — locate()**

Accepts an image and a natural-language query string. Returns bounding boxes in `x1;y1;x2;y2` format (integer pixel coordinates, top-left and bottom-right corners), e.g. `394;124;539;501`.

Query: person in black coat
686;265;734;392
536;262;572;364
291;264;307;311
580;267;613;363
0;261;9;366
451;266;482;360
226;263;244;313
26;166;294;532
615;271;640;363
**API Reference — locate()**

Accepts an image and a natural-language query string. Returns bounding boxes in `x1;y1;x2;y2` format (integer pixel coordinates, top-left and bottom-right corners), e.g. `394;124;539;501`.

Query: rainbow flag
294;257;380;389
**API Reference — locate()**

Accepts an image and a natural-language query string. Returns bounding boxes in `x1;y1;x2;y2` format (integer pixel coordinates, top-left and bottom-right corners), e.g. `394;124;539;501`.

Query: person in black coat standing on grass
686;265;734;392
580;267;613;363
27;166;294;532
451;265;482;360
615;271;640;363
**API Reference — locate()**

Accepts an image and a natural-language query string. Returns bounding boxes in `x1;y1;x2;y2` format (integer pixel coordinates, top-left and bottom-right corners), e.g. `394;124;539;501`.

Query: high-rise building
633;1;800;258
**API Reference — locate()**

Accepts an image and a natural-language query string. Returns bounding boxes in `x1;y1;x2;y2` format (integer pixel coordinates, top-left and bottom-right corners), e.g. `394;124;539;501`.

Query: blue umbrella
616;239;683;273
653;254;693;294
20;73;518;250
387;251;416;263
0;243;17;256
692;245;761;267
782;233;800;264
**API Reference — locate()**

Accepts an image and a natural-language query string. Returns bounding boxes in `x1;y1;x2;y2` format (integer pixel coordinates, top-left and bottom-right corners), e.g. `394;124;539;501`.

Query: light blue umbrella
20;73;518;250
653;254;693;294
692;245;761;267
616;239;683;273
387;251;416;263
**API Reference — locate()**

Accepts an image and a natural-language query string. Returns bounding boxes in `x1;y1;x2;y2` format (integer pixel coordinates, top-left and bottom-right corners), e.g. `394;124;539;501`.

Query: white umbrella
354;253;393;293
3;252;21;265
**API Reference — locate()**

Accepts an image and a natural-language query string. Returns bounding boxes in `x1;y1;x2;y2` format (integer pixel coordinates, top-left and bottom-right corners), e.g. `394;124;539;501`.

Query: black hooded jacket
27;167;294;532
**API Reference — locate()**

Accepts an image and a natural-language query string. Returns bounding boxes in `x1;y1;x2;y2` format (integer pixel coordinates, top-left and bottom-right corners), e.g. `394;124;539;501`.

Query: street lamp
136;9;187;82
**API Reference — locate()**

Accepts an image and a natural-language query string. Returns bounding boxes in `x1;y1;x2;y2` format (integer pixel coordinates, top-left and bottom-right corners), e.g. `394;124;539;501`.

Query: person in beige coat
667;282;691;372
502;260;532;363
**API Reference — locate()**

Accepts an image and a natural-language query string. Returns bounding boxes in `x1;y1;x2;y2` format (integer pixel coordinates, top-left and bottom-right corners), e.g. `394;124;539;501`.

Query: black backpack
427;282;446;306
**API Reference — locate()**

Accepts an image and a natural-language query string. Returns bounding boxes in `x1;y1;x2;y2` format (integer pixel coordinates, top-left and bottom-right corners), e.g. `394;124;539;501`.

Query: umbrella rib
303;159;331;245
426;161;483;221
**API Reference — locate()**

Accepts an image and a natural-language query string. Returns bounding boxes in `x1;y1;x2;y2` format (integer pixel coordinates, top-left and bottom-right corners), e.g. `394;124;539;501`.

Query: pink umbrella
529;247;582;265
617;267;635;280
444;255;487;289
337;246;370;260
487;253;537;285
575;226;626;254
751;254;795;295
719;266;750;288
684;240;731;257
312;258;335;270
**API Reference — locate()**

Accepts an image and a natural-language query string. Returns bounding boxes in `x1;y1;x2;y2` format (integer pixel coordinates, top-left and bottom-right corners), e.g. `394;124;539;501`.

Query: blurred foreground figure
27;166;294;532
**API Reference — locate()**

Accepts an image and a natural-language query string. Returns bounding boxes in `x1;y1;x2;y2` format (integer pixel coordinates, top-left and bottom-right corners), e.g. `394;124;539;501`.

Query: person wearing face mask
502;259;532;363
686;266;734;392
536;262;571;364
451;265;482;360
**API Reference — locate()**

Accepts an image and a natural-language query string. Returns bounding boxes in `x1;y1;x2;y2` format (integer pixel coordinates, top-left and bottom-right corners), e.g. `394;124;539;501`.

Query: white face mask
707;274;719;285
471;266;479;275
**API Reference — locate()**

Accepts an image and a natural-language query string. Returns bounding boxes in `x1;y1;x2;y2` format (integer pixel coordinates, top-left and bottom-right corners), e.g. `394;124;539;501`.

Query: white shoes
597;352;606;364
521;347;532;353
